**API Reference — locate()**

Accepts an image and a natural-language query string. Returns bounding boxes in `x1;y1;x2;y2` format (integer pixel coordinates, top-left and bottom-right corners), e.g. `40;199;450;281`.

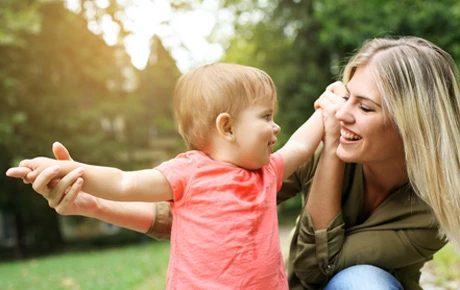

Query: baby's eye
342;96;349;101
263;114;271;121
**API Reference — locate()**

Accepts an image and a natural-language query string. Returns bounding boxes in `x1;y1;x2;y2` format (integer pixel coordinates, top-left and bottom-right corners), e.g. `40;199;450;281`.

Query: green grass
0;241;170;290
1;239;458;290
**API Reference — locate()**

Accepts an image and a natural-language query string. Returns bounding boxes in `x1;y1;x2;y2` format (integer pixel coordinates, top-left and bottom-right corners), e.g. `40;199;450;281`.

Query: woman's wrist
321;142;340;158
84;194;103;219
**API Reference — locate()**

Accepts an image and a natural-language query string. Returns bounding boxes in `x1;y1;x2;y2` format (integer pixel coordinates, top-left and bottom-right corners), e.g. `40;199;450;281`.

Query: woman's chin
336;147;356;163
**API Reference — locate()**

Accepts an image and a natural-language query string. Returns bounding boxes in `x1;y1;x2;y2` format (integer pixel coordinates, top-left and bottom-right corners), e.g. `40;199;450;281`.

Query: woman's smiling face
335;65;405;166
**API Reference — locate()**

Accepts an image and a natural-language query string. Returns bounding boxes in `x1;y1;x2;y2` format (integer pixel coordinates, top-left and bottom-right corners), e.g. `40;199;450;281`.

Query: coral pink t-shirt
156;150;288;290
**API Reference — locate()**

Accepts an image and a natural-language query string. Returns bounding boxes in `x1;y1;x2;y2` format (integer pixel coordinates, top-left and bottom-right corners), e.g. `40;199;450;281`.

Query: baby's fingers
5;167;30;178
326;81;347;95
5;167;33;184
315;91;337;109
18;159;33;168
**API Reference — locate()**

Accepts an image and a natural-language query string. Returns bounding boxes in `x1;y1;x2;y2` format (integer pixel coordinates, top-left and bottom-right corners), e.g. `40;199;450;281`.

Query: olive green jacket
277;150;447;290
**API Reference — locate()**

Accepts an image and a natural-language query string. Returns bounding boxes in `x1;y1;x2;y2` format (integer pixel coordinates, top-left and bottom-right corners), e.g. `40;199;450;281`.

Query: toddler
8;63;323;289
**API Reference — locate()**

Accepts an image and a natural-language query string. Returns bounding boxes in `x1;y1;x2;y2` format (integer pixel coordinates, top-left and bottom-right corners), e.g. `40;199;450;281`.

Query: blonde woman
7;63;329;289
283;36;458;289
8;36;458;290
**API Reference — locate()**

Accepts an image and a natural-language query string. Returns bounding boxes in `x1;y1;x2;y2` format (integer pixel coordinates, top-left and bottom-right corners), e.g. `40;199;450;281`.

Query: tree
128;36;182;148
0;0;134;258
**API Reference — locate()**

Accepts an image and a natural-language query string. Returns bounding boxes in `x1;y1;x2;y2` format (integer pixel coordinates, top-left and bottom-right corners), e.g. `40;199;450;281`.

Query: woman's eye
359;106;373;112
342;96;349;101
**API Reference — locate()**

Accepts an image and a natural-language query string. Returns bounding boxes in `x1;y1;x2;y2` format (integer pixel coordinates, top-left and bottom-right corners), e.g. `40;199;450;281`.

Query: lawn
1;239;459;290
0;241;170;290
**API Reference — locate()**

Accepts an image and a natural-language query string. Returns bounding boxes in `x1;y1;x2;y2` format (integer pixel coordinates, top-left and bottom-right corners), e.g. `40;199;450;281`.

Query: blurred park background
1;0;460;288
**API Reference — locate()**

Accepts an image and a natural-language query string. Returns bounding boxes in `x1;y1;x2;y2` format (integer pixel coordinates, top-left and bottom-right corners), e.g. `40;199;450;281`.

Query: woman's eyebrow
357;96;382;107
345;84;382;107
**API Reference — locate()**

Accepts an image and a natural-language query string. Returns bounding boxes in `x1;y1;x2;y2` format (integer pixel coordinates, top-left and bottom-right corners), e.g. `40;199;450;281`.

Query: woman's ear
216;113;235;142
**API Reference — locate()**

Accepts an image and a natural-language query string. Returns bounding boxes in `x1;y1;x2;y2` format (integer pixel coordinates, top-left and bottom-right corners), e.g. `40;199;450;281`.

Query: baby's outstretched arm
277;110;324;179
278;82;347;179
8;157;173;203
6;142;169;237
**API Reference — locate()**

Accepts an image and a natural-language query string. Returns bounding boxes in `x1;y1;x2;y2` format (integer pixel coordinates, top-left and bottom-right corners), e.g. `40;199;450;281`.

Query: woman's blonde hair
173;63;277;150
343;36;460;251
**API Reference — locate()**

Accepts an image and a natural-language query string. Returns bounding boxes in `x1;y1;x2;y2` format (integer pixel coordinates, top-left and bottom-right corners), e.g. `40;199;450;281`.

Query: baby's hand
7;157;62;184
22;157;62;179
6;166;34;184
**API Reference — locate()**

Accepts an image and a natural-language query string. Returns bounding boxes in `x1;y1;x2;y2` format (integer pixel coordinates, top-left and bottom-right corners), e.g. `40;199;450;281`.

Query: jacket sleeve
277;145;323;204
290;194;446;290
145;201;172;240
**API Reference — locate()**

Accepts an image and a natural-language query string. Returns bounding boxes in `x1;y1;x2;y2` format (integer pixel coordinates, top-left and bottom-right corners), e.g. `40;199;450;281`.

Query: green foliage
0;0;44;46
129;36;182;148
1;1;126;164
0;1;132;255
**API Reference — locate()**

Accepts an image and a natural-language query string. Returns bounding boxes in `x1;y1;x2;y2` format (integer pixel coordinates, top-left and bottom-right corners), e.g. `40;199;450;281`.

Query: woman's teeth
341;129;362;140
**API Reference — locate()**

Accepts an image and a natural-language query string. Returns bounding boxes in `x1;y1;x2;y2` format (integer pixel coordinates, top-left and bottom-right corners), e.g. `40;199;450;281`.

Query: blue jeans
324;265;403;290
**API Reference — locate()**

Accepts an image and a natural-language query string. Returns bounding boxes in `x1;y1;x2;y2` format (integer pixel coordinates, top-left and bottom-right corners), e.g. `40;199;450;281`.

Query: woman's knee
324;264;403;290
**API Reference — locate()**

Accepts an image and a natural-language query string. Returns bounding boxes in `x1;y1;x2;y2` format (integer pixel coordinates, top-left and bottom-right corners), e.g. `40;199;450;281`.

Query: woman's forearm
305;148;345;229
90;199;156;233
306;82;346;229
90;199;172;240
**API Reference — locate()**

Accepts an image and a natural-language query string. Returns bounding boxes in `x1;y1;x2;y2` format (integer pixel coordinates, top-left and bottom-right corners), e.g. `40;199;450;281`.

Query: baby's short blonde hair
173;63;277;150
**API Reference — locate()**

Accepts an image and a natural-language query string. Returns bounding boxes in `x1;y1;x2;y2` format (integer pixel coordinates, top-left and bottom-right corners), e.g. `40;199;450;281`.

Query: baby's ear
215;113;235;142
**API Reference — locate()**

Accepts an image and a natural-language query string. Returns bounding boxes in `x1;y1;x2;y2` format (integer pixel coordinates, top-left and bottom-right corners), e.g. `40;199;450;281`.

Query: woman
8;36;458;289
281;36;451;290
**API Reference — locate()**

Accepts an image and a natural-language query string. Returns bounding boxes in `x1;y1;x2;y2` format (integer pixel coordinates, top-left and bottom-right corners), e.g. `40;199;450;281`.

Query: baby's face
229;101;280;170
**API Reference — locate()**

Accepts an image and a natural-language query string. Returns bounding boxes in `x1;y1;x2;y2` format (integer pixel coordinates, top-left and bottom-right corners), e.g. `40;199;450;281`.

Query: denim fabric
324;265;403;290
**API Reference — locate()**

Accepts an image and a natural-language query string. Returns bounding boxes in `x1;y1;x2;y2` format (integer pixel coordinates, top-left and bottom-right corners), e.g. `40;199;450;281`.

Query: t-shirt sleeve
155;153;195;202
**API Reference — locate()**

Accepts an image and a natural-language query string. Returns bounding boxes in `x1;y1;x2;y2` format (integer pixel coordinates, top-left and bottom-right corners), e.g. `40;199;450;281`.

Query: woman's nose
335;101;353;123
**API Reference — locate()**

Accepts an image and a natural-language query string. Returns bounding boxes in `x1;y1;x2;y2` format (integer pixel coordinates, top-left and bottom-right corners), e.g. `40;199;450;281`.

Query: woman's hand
7;142;99;217
314;81;346;151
